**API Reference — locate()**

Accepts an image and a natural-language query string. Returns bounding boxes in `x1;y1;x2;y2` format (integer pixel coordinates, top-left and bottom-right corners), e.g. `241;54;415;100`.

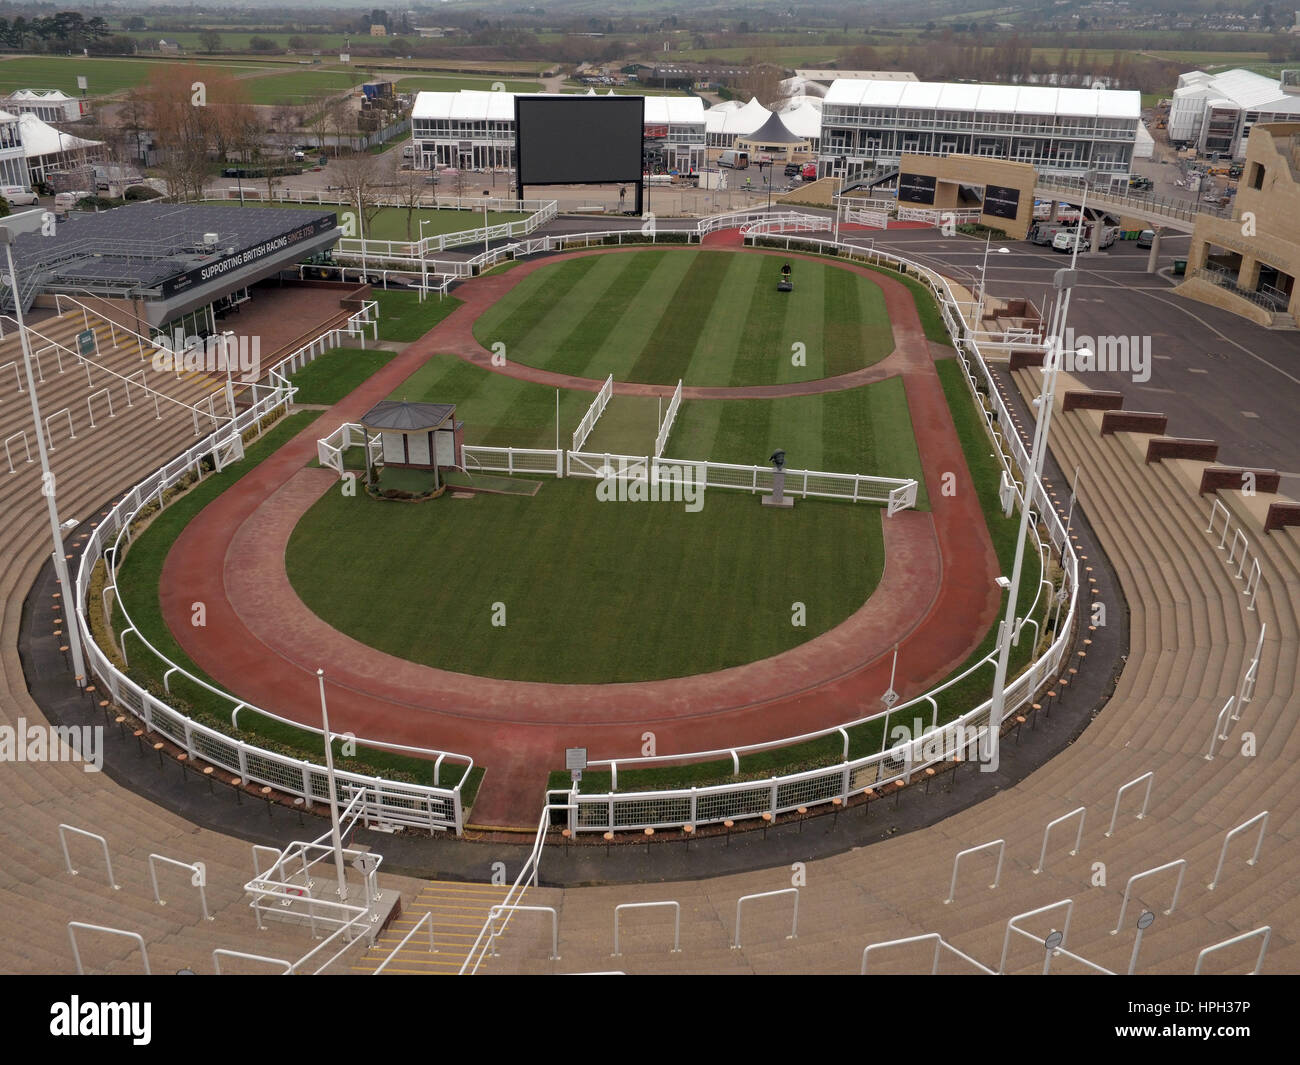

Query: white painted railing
653;379;682;459
739;214;832;238
572;373;613;452
71;374;474;835
462;444;564;478
897;206;982;225
317;421;381;475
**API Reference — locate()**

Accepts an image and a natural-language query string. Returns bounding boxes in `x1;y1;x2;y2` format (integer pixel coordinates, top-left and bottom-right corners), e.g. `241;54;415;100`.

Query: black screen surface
897;172;937;204
515;96;645;185
983;184;1021;220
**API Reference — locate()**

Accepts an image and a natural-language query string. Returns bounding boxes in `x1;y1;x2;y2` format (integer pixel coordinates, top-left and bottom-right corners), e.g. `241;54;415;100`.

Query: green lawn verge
372;289;463;342
289;347;397;405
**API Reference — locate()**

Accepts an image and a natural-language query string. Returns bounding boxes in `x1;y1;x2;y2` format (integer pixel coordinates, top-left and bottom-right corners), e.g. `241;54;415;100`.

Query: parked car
783;162;801;177
1136;229;1156;249
1052;229;1086;253
718;150;749;170
2;185;39;206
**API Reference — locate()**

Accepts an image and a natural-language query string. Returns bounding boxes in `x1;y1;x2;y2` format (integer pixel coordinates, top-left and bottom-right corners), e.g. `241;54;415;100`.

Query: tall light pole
0;228;86;685
985;263;1089;772
977;237;1010;316
316;668;349;903
483;189;490;259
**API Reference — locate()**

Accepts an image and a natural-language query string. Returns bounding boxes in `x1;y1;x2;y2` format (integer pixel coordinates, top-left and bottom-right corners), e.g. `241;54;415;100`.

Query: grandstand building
0;110;28;189
816;78;1142;182
1168;68;1300;159
4;202;339;338
410;91;707;174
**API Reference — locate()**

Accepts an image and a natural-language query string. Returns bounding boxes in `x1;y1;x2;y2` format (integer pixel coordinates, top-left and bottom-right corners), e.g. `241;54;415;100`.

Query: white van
718;150;749;170
2;185;38;206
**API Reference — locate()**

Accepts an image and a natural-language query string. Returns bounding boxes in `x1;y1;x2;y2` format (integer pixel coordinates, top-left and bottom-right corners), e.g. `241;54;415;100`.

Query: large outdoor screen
515;95;645;186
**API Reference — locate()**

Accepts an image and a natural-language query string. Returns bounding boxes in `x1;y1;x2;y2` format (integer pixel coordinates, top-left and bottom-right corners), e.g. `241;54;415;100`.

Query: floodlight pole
317;668;350;903
2;233;85;685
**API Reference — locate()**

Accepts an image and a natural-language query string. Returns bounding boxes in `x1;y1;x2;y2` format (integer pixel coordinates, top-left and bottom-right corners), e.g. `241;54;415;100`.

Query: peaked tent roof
739;111;806;144
17;113;102;157
360;400;455;432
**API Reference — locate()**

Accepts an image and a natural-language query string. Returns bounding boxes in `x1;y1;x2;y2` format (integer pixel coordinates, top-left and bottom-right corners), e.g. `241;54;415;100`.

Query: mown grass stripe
625;251;733;383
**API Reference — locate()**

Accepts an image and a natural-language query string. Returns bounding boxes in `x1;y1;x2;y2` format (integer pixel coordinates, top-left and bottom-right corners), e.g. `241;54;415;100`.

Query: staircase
354;880;513;974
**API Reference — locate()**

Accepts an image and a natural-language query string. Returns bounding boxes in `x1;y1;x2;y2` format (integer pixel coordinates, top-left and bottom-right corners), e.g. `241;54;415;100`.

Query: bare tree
393;166;427;243
334;152;384;236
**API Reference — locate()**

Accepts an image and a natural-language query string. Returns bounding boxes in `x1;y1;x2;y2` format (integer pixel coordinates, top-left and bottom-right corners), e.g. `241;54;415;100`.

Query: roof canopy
361;400;455;432
739;112;806;145
825;78;1141;120
18;112;102;158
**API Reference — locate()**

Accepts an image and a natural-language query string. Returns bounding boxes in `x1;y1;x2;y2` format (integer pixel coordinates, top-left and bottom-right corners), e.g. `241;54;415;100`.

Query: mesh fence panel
776;771;844;810
192;729;241;771
610;795;693;829
243;750;304;792
695;784;772;824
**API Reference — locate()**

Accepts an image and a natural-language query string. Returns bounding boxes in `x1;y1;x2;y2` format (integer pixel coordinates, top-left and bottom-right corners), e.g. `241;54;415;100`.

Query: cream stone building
1180;121;1300;327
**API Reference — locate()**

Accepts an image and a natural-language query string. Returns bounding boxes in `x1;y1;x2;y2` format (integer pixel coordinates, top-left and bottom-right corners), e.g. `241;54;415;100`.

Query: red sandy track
160;236;1000;827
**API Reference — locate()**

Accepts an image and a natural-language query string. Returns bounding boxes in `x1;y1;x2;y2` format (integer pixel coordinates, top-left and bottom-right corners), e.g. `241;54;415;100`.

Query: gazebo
359;400;463;491
735;112;810;163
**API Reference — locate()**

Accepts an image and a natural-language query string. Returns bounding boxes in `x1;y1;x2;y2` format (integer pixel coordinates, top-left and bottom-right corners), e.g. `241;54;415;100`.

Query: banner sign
897;172;937;204
160;216;336;298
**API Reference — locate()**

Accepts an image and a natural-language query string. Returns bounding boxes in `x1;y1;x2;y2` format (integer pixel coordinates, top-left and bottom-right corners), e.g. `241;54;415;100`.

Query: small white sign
76;76;87;90
565;747;587;771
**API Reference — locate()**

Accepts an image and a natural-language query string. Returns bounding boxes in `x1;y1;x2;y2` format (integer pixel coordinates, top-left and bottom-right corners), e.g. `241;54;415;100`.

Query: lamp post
977;240;1010;318
316;669;349;903
0;228;86;685
483;189;490;259
985;263;1089;772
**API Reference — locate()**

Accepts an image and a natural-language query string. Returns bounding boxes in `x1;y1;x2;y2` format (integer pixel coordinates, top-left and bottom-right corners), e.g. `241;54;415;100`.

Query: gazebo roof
360;400;454;432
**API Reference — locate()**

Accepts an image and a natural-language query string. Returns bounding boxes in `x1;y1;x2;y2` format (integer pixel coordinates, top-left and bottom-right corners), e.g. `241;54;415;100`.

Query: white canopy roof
825;78;1141;120
8;89;77;103
413;89;703;127
1171;68;1289;110
779;100;824;139
18;113;102;158
412;89;515;121
705;96;772;136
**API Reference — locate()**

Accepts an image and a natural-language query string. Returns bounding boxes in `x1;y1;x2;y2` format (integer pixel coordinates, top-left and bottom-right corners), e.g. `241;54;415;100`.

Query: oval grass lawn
286;476;885;684
472;248;895;387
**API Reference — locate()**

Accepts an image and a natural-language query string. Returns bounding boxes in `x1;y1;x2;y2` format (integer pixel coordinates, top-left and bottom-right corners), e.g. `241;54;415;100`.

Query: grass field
289;347;397;405
668;378;930;506
372;290;464;343
199;202;529;243
473;249;895;387
395;75;542;95
286;474;886;683
0;55;267;94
